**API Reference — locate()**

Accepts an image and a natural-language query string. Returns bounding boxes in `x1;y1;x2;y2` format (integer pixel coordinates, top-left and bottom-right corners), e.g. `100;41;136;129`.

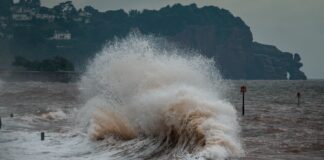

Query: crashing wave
78;33;243;159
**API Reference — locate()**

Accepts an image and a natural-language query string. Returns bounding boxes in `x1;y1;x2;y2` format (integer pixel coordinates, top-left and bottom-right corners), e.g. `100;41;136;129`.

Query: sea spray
78;33;243;159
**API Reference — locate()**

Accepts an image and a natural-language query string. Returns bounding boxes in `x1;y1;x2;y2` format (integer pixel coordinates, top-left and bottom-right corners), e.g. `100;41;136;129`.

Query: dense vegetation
0;0;306;79
0;1;250;70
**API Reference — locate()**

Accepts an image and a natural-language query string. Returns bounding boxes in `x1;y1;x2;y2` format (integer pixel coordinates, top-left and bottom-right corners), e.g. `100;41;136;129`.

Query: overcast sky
40;0;324;79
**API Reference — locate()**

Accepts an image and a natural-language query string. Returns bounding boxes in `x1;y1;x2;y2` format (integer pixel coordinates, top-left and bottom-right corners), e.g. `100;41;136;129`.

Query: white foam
40;110;67;120
78;33;243;159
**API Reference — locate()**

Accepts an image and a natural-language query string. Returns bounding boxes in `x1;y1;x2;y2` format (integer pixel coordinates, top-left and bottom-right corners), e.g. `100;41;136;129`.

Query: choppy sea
0;80;323;159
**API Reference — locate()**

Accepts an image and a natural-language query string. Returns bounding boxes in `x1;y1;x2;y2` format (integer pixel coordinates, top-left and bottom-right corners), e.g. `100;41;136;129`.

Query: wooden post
41;132;45;141
240;86;247;116
297;92;301;106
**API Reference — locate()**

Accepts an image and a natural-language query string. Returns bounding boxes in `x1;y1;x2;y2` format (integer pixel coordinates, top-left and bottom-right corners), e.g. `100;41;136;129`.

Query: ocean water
0;80;323;160
0;35;323;159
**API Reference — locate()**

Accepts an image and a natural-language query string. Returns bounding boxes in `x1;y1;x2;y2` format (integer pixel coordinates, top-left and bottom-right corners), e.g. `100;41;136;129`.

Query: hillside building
51;30;71;40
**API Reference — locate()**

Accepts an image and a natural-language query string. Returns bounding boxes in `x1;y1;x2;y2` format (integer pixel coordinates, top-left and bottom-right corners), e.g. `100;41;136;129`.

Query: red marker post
240;86;247;116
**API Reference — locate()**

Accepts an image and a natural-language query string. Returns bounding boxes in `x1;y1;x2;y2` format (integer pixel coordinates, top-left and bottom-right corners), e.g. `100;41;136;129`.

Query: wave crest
79;33;243;159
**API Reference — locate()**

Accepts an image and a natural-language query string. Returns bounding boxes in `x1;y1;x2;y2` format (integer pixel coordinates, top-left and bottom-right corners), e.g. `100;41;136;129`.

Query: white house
11;6;35;15
12;13;32;21
73;17;83;22
84;18;90;24
51;30;71;40
35;13;55;21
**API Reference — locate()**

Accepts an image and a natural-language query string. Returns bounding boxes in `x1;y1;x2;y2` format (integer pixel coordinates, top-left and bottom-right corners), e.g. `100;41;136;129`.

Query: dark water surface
0;80;323;159
229;80;324;159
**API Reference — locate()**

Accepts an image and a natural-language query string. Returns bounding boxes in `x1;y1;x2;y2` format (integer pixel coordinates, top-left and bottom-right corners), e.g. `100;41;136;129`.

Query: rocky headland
0;0;307;79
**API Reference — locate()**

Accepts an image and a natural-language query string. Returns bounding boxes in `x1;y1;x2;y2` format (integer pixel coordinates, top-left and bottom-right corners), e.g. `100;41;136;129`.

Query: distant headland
0;0;307;80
